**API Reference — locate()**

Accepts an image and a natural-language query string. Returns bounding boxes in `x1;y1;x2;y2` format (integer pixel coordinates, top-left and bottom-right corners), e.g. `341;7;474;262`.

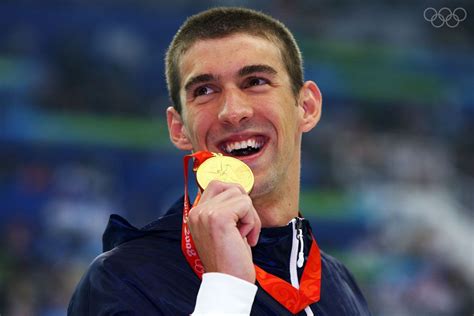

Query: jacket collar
102;196;314;279
102;197;184;251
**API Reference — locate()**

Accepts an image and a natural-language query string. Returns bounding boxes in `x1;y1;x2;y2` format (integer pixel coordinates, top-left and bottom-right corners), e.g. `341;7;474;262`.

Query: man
68;7;371;315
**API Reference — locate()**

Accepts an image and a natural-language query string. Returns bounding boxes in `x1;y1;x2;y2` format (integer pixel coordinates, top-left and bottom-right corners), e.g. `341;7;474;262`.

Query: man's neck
252;177;300;228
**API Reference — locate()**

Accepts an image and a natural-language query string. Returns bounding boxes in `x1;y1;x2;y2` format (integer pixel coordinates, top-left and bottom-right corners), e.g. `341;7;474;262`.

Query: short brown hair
165;7;304;113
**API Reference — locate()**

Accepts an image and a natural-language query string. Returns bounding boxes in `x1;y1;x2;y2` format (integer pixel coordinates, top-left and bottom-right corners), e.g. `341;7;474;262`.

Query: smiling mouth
219;136;266;157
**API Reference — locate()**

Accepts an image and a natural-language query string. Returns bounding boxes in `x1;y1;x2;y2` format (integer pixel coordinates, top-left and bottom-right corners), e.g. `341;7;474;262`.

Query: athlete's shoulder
67;197;197;316
319;250;372;315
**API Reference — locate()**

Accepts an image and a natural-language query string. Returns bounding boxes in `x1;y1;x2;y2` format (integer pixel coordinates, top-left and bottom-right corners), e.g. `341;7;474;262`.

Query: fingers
238;223;260;247
246;219;261;246
187;179;261;282
190;189;259;235
237;201;261;246
195;181;260;240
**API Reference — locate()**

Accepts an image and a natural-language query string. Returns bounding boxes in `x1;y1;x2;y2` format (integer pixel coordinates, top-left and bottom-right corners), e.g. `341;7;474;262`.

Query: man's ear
298;81;322;133
166;106;193;150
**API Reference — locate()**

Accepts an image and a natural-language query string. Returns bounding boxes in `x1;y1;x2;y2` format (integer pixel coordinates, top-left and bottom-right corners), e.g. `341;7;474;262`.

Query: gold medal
196;153;254;193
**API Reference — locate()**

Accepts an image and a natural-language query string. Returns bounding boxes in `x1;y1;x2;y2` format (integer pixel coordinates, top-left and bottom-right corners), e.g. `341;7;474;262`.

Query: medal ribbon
181;151;214;277
181;151;322;314
254;241;321;314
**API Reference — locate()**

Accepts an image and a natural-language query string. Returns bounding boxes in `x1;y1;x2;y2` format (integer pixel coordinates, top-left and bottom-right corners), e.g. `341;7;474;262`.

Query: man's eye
194;86;214;97
246;77;268;87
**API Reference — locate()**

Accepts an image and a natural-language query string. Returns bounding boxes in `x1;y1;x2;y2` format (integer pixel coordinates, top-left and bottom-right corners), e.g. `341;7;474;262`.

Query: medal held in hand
181;151;254;278
196;153;254;193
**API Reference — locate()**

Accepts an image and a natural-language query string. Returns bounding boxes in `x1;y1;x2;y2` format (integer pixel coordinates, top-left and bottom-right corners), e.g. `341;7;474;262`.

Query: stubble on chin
248;171;278;200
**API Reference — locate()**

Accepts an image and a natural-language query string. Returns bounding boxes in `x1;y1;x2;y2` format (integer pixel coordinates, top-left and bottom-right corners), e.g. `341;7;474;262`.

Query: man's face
168;33;319;197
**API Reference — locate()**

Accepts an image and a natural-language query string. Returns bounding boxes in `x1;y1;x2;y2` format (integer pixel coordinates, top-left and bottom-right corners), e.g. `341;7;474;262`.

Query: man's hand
188;180;261;283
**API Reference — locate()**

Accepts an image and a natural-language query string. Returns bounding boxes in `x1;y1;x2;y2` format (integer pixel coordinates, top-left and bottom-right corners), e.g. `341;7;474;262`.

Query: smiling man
69;7;371;316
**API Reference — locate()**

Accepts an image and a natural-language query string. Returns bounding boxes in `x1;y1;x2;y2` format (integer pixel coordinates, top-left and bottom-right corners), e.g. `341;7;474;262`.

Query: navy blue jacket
68;197;371;315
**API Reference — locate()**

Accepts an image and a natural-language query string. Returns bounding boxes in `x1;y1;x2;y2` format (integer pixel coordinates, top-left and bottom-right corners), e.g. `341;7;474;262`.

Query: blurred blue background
0;1;473;315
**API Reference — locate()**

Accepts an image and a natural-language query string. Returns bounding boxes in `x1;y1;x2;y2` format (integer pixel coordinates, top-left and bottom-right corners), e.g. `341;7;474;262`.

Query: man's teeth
225;139;262;153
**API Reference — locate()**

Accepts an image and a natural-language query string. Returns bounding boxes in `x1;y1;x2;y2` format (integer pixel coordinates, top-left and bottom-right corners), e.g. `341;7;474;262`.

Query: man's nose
218;88;253;126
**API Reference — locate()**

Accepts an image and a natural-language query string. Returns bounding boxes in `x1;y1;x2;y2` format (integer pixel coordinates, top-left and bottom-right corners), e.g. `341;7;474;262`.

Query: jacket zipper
290;218;314;316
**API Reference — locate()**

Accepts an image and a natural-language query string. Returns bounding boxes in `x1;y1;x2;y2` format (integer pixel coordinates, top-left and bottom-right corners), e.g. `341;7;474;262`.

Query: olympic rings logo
424;7;467;28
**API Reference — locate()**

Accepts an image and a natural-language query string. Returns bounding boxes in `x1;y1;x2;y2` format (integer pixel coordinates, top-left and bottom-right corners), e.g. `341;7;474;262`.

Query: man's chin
249;176;276;200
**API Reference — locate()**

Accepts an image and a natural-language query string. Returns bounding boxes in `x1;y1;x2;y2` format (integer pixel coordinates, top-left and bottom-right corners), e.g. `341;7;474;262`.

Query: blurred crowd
0;1;473;315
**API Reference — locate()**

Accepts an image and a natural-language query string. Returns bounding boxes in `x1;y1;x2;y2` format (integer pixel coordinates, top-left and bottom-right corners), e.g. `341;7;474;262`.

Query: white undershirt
192;272;258;316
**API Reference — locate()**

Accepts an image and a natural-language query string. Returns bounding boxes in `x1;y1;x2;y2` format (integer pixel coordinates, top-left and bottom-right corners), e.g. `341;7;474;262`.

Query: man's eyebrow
238;64;277;77
184;74;217;92
183;65;276;92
